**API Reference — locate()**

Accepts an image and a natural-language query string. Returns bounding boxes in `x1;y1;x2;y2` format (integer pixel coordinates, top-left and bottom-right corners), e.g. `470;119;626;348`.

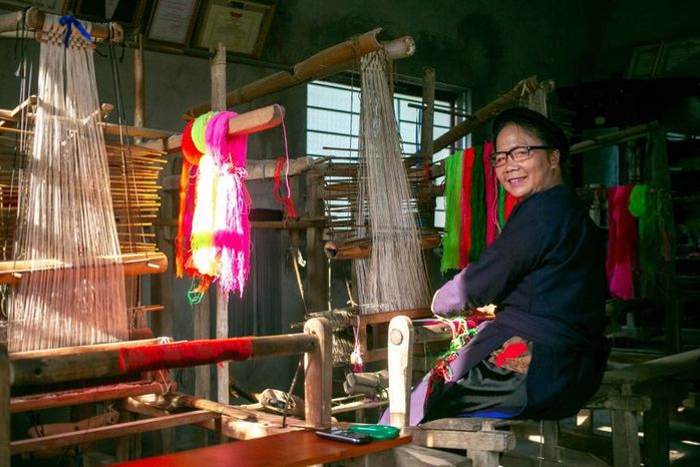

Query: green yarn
469;146;486;262
629;184;660;297
441;151;463;272
191;111;214;154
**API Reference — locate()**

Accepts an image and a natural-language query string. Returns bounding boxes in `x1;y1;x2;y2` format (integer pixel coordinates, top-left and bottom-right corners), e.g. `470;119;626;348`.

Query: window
307;79;469;233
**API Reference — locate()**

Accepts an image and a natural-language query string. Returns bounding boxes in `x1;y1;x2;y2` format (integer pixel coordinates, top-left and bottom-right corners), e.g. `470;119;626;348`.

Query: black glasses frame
489;145;554;168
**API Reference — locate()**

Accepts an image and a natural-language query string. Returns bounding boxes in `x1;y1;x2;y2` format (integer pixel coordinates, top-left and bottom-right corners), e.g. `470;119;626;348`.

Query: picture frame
194;0;275;57
74;0;148;29
625;43;663;79
146;0;201;47
655;39;700;77
0;0;70;14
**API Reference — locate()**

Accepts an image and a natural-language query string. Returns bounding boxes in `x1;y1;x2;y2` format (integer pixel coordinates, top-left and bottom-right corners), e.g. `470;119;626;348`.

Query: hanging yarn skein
205;111;251;296
354;49;431;313
8;15;128;351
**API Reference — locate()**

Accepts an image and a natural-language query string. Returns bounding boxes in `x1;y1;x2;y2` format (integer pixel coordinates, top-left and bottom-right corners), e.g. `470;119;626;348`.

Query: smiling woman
388;107;610;426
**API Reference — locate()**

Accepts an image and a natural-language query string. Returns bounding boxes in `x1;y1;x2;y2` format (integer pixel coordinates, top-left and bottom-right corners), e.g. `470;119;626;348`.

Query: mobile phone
315;428;372;445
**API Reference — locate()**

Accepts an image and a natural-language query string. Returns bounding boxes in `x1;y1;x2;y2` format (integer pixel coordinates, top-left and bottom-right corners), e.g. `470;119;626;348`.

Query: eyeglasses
489;145;553;168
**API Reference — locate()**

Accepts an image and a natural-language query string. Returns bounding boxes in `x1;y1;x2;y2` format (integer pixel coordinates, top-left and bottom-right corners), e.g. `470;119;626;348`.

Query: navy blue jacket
420;185;609;422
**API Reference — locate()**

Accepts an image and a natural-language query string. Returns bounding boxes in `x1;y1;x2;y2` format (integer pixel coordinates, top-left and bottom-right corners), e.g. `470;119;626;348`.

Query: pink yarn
606;185;638;300
205;111;249;169
205;111;251;296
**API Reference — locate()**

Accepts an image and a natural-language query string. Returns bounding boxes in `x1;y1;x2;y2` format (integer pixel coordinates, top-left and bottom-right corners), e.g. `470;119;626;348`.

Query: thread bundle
175;111;251;297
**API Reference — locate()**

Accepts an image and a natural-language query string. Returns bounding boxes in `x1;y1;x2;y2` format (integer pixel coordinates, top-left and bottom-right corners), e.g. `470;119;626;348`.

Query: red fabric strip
482;142;498;246
494;341;529;367
460;148;476;268
119;338;254;373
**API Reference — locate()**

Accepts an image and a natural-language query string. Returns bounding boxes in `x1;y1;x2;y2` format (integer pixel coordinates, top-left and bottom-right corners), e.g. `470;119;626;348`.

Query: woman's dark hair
492;107;570;161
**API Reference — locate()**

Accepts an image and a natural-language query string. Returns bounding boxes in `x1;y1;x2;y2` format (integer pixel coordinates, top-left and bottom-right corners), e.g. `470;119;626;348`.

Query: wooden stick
432;76;542;154
10;380;167;413
304;318;332;429
10;410;218;455
388;316;414;429
184;29;416;119
324;233;441;260
570;122;654;155
0;251;167;285
11;333;319;386
10;338;168;360
0;8;119;42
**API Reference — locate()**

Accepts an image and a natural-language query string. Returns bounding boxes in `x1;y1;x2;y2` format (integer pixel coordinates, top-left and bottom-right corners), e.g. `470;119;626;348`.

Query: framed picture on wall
625;43;663;79
74;0;148;29
146;0;201;46
0;0;70;14
195;0;275;57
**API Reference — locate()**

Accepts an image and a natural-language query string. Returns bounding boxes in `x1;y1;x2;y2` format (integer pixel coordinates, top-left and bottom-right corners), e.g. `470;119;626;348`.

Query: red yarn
494;341;529;367
181;120;203;166
504;192;519;221
459;148;476;268
119;338;254;373
273;157;297;218
606;185;638;299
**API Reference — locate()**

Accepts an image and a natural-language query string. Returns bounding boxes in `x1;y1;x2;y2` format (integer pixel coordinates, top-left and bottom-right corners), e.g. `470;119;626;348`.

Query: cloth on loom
441;151;464;271
386;185;608;425
629;185;672;299
441;143;514;271
606;185;639;300
460;147;476;267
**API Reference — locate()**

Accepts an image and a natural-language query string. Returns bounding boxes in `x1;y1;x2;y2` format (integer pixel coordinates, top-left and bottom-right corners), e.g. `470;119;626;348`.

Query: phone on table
315;428;372;445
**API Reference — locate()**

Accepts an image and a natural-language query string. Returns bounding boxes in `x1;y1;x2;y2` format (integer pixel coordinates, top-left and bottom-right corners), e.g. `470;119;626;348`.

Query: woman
400;107;609;425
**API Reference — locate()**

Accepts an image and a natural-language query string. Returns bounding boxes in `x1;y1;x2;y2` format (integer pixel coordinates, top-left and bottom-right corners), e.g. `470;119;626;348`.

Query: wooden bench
112;429;412;467
385;316;700;467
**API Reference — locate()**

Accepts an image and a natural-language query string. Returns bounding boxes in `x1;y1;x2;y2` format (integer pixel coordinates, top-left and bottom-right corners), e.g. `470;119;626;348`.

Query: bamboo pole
184;29;416;119
0;251;168;285
211;42;230;414
570;122;654;155
432;76;542;154
10;333;319;386
0;8;120;42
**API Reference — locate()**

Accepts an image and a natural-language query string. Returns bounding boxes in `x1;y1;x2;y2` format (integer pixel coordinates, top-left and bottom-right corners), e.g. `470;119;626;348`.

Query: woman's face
494;123;563;199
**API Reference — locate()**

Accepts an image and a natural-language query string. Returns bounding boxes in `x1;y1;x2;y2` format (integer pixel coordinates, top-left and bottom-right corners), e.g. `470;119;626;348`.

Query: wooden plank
305;170;328;312
11;410;219;455
603;347;700;386
409;428;515;452
643;396;671;467
112;430;412;467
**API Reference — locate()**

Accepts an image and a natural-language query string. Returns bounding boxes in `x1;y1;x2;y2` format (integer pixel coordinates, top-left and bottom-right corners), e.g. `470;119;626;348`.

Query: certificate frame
74;0;148;29
145;0;201;47
0;0;70;14
194;0;275;57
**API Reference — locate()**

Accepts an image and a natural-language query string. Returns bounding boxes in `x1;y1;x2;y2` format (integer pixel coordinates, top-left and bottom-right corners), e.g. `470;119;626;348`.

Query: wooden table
113;429;412;467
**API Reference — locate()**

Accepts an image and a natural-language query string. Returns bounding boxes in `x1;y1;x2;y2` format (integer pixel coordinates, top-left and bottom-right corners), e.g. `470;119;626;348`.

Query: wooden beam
432;76;543;154
324;233;441;260
0;8;119;42
183;29;416;119
10;410;218;455
11;333;318;386
10;380;167;413
0;251;168;285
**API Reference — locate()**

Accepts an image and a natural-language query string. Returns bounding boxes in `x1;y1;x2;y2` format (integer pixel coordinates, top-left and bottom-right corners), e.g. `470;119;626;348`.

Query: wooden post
0;343;10;467
211;42;230;414
303;317;332;428
387;316;414;429
305;169;328;312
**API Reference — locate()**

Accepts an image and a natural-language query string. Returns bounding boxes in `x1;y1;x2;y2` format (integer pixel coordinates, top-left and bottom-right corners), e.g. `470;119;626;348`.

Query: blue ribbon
58;15;92;48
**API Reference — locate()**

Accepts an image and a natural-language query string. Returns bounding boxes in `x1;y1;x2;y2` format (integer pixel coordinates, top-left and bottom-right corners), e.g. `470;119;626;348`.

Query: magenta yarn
205;111;249;169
